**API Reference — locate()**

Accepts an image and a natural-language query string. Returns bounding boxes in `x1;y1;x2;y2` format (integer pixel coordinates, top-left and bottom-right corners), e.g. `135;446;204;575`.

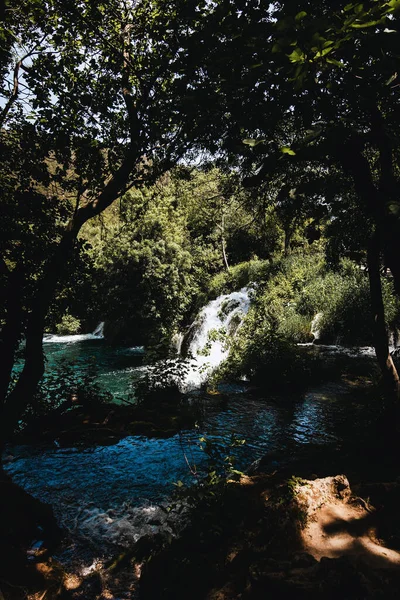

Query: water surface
6;333;379;568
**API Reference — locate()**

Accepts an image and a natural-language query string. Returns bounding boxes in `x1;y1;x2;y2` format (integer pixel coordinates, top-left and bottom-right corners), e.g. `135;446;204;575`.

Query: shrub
56;313;81;335
208;258;271;297
212;252;400;388
298;259;400;344
278;310;313;344
21;359;112;426
135;356;193;404
214;297;317;389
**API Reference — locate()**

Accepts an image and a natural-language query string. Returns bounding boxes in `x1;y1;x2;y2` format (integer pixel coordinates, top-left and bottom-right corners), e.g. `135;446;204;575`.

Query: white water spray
311;312;323;342
43;321;105;343
183;288;251;389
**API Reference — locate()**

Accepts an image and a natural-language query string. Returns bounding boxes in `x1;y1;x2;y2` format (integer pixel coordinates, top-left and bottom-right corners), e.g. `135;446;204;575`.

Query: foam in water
75;501;188;550
183;288;251;389
297;343;377;358
43;321;105;343
311;312;323;341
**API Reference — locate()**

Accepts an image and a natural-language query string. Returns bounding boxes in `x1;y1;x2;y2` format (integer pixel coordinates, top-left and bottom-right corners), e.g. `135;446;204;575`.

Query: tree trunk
0;269;24;451
380;216;400;298
340;141;400;423
367;232;400;412
2;228;78;434
369;104;400;297
340;143;400;296
221;212;229;272
1;149;140;436
284;226;292;256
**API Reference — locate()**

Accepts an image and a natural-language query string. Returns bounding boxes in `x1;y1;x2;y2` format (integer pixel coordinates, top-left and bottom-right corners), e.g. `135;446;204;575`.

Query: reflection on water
6;384;374;553
6;339;379;564
41;340;145;402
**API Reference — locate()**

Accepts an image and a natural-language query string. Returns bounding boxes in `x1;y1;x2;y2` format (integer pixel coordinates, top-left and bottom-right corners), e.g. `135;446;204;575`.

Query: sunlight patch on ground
299;479;400;568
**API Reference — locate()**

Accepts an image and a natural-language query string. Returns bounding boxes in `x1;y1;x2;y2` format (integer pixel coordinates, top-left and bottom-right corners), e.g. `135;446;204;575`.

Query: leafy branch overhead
1;0;400;432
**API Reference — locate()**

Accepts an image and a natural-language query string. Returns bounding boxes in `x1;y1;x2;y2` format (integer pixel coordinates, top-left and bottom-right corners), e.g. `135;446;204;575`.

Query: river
5;336;379;570
4;291;382;573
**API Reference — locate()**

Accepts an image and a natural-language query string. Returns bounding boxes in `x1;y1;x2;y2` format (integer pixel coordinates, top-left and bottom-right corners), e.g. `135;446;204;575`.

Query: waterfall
171;332;184;355
92;321;105;337
311;312;323;342
182;288;251;389
43;321;105;343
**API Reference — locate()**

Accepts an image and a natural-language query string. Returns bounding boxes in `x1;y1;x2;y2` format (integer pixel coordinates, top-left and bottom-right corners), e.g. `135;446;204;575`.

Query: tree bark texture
367;232;400;408
2;228;77;433
340;138;400;413
1;146;141;435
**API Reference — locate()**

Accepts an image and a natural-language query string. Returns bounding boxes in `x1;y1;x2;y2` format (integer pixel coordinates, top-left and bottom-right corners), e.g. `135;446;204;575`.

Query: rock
295;474;351;514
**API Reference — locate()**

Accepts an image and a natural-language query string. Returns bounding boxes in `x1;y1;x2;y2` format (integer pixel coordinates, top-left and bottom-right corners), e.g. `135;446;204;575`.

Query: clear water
40;339;145;402
6;386;365;553
5;337;375;562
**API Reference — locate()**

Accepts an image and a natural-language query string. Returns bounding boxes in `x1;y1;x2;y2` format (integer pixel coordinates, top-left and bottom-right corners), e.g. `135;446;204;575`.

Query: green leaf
280;146;296;155
349;20;380;28
326;58;344;67
243;138;265;147
385;72;397;85
315;46;334;58
287;47;305;63
295;11;307;21
385;0;400;11
387;202;400;216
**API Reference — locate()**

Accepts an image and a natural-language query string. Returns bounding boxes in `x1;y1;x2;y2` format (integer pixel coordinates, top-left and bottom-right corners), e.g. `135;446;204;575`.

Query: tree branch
0;34;47;128
0;59;22;128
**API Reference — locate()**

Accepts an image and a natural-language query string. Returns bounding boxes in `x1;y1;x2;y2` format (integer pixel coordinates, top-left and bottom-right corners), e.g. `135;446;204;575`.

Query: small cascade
171;332;184;355
92;321;105;338
311;312;323;343
43;321;105;343
183;288;251;389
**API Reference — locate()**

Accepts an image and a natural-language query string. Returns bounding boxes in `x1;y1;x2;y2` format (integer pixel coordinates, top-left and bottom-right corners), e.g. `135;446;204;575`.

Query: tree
85;168;223;347
0;0;228;438
188;0;400;405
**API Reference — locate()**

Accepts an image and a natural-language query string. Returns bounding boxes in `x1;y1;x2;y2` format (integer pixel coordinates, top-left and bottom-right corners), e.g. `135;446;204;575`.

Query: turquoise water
5;338;378;565
41;339;145;402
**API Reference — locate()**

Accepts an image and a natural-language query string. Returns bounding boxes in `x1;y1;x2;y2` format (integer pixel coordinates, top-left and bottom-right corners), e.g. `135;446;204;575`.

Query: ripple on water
5;380;377;562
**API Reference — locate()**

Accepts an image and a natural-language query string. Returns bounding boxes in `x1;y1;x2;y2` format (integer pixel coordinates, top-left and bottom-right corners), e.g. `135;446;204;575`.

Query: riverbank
139;458;400;600
0;470;62;600
3;352;399;599
3;436;400;600
14;388;196;447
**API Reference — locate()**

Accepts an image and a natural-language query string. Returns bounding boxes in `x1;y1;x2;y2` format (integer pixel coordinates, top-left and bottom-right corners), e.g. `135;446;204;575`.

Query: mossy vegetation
2;1;400;598
213;253;400;390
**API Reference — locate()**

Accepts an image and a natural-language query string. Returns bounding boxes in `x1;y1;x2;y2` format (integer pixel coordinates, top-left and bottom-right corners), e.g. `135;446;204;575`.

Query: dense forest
1;1;400;599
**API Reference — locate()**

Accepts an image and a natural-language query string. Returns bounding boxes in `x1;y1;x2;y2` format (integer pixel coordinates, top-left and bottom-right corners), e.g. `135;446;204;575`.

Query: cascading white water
171;332;184;355
183;288;251;389
311;312;323;342
43;321;105;343
92;322;105;337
